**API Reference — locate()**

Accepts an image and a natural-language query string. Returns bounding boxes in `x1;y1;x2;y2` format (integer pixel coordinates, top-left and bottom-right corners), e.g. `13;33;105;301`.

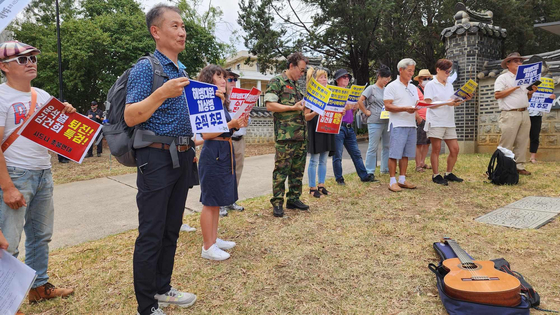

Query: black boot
286;200;309;210
273;204;284;217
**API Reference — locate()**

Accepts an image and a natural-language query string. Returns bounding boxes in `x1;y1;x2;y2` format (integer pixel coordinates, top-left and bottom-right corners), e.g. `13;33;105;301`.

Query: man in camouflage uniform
265;52;309;217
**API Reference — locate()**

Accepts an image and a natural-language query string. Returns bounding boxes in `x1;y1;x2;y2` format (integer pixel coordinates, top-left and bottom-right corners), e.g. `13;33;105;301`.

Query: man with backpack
494;52;556;176
0;40;75;311
123;5;198;315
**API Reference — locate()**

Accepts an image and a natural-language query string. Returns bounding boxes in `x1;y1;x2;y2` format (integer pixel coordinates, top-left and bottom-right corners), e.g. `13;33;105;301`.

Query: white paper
0;249;36;315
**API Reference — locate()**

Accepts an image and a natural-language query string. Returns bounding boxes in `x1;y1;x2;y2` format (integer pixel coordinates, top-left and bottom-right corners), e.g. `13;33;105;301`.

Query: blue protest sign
514;62;542;86
184;80;229;133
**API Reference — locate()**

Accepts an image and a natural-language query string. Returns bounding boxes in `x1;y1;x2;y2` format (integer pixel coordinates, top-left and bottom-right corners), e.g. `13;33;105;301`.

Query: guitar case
429;242;531;315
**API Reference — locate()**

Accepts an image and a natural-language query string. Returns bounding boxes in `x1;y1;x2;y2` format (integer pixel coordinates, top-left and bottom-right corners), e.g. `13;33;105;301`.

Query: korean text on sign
185;79;229;133
348;85;366;103
233;87;261;120
304;76;331;116
452;79;478;100
316;110;343;134
529;77;555;113
18;97;102;163
229;87;250;114
515;62;542;86
326;85;351;113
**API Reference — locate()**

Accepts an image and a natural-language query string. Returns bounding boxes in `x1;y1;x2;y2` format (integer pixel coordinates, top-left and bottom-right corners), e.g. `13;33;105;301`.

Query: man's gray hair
146;4;181;39
397;58;416;71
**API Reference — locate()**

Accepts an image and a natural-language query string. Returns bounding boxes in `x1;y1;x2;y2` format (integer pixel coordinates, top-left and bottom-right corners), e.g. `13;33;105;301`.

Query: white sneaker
180;224;196;232
155;287;196;308
219;206;228;217
216;238;236;250
137;307;166;315
201;244;230;261
229;202;245;211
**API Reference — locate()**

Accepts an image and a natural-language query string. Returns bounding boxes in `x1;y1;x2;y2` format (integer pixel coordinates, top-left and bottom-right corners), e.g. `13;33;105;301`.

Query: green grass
23;153;560;314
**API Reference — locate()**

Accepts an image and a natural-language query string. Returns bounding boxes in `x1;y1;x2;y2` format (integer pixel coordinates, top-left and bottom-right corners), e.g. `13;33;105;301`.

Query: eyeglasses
227;78;238;83
510;59;523;64
404;87;415;97
1;55;38;65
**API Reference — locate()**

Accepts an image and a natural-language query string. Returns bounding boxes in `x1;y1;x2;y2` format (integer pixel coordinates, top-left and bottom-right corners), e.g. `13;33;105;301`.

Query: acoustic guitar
441;237;521;306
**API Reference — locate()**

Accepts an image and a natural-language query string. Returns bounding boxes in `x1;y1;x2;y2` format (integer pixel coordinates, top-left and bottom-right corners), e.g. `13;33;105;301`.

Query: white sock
398;175;406;184
445;172;451;176
390;177;397;185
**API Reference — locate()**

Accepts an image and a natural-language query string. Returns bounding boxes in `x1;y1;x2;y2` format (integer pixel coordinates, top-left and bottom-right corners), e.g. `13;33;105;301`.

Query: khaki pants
498;110;530;170
232;137;246;187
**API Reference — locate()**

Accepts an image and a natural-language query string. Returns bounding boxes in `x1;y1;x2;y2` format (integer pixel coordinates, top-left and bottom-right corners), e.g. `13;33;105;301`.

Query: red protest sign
316;109;343;134
229;87;251;114
232;87;261;120
18;97;102;163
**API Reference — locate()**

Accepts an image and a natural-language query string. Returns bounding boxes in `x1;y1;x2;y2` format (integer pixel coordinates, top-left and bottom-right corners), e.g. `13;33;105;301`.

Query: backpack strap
487;150;499;179
1;88;38;152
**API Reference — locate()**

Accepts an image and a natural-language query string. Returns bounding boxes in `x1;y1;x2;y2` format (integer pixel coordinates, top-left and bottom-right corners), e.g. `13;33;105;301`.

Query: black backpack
486;149;519;185
103;54;168;167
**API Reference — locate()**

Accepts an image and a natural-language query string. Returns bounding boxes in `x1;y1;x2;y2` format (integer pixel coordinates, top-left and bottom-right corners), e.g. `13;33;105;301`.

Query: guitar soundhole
457;262;482;271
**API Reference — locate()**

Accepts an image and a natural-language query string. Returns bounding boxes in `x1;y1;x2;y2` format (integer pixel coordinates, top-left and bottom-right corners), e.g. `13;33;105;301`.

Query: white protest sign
0;0;32;33
232;87;260;120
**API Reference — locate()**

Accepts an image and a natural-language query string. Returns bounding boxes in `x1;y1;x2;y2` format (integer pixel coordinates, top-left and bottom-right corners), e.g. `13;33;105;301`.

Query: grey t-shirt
361;84;387;124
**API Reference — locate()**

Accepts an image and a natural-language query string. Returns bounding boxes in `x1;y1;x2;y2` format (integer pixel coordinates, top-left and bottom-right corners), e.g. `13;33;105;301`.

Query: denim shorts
389;126;417;159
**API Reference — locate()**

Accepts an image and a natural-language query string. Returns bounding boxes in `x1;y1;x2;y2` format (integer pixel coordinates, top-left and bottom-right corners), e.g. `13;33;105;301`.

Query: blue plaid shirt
126;50;192;137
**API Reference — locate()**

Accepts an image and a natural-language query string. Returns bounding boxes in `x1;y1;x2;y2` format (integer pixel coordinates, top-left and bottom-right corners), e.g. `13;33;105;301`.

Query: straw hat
414;69;433;81
500;52;527;69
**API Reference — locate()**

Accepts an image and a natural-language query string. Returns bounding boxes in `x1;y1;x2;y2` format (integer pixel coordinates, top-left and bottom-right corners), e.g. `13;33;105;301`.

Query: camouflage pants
271;140;307;206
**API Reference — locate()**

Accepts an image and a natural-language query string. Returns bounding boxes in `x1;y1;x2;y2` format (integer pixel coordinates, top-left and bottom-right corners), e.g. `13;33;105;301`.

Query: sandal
318;186;329;195
415;166;425;172
530;158;537;164
309;189;321;198
423;164;432;169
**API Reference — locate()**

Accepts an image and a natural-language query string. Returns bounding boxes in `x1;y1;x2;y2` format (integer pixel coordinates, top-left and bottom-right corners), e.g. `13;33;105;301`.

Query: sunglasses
419;77;432;81
2;55;38;65
227;78;238;83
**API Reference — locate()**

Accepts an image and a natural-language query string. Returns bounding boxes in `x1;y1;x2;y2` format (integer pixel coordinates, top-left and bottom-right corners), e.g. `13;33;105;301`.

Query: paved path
20;141;371;255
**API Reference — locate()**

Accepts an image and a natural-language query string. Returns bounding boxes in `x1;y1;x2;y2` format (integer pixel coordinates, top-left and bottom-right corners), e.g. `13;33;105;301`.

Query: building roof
534;21;560;36
249;106;273;118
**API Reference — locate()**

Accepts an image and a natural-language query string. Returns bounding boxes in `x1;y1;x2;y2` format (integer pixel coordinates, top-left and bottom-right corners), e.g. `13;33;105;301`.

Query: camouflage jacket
264;72;306;142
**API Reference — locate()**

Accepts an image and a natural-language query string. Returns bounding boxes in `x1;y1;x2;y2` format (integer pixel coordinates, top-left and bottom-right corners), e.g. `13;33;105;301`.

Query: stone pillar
441;5;506;153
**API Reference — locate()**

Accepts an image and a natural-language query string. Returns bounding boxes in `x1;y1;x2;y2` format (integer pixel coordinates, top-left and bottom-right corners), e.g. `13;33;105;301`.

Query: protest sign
326;85;350;112
0;0;32;33
0;249;37;315
232;87;261;120
528;77;555;113
416;101;447;108
452;79;478;100
18;98;102;163
316;110;344;134
229;87;250;114
304;77;331;116
184;80;229;133
348;85;366;103
515;62;542;86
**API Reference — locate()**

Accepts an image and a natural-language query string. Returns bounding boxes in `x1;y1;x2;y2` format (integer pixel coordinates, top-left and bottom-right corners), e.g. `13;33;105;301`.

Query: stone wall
246;116;275;144
477;77;560;160
445;33;503;145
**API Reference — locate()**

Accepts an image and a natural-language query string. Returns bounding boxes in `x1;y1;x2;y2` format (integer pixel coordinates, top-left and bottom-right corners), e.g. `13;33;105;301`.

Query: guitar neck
446;239;475;265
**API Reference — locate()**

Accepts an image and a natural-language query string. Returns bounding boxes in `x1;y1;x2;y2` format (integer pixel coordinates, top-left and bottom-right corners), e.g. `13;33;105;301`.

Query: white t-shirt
0;84;52;170
494;71;529;110
424;79;456;128
383;79;419;128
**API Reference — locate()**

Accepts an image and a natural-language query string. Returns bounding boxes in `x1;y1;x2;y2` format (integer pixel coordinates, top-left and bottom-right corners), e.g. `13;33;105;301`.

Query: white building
223;50;282;106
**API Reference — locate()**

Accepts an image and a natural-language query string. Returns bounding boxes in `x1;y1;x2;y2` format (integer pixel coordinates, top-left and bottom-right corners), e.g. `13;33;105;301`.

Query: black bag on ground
103;54;167;167
486;149;519;185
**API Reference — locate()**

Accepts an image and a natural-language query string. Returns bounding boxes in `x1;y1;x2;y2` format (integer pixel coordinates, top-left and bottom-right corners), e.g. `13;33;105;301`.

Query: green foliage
9;0;232;113
238;0;560;84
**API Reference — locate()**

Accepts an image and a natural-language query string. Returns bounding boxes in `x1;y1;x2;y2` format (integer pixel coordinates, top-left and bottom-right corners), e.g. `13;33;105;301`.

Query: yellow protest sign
453;79;478;100
304;76;331;116
348;85;366;102
326;85;351;112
